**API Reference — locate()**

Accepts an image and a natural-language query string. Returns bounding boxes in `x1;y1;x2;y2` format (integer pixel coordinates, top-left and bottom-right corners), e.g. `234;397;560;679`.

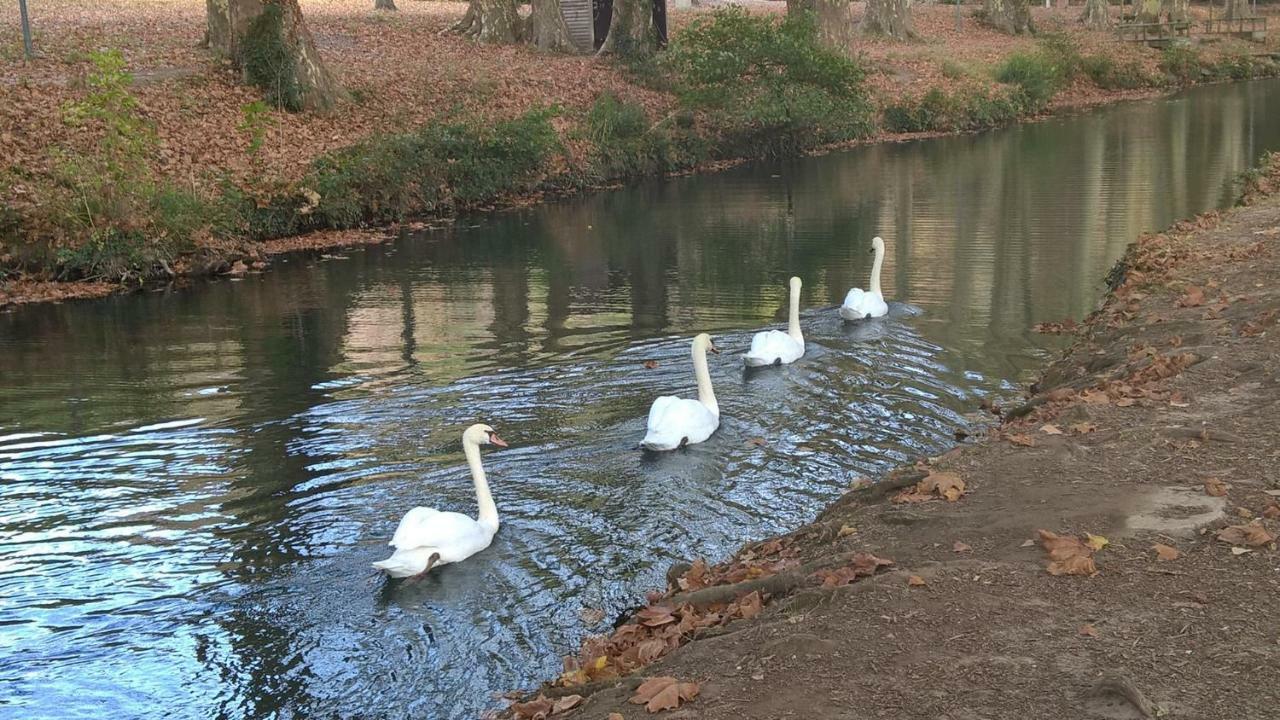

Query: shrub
995;52;1064;110
663;8;874;157
296;108;560;230
1080;55;1150;90
883;87;1023;133
1160;44;1202;84
242;3;303;111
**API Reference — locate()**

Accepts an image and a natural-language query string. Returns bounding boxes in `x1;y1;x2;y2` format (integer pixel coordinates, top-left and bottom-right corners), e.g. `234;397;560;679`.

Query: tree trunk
375;0;397;10
787;0;858;51
1224;0;1251;19
1079;0;1111;28
982;0;1034;34
454;0;522;43
1161;0;1187;22
526;0;578;51
206;0;344;112
860;0;917;41
598;0;659;56
1137;0;1159;23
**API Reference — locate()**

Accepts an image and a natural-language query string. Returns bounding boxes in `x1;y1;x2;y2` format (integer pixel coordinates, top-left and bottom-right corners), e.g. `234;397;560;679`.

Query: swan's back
642;395;718;450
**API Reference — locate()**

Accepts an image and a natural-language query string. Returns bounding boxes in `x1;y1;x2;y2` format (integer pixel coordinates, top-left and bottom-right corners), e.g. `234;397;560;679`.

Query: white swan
744;276;804;367
372;423;506;579
839;236;890;321
641;333;720;451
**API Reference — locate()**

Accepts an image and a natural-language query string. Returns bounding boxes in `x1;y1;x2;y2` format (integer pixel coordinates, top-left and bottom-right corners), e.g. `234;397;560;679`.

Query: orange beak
488;432;508;448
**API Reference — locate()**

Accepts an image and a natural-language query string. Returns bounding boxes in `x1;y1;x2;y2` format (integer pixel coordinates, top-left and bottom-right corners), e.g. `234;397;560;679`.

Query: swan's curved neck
787;283;803;345
693;342;718;416
464;439;499;532
869;244;884;296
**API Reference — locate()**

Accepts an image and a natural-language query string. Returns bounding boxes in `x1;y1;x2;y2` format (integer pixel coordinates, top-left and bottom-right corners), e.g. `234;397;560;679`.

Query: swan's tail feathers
640;431;683;452
372;548;435;579
742;352;775;367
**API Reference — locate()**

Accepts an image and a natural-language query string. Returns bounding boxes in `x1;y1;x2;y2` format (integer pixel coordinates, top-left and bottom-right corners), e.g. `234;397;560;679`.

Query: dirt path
505;159;1280;719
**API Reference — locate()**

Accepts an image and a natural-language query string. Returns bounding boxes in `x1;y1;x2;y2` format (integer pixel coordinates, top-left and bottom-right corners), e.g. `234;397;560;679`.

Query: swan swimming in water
372;423;506;579
640;333;720;451
744;276;804;367
839;236;890;321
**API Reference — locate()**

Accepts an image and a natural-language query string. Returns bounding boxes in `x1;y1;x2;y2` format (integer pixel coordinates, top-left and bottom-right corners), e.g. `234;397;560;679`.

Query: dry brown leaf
1038;529;1100;576
1115;397;1137;407
746;437;767;447
893;470;965;503
907;575;927;587
1006;432;1037;447
608;714;624;720
1070;422;1098;434
1216;521;1275;547
1263;505;1280;519
837;524;857;538
630;677;699;713
1080;390;1111;405
1039;423;1064;435
1047;555;1099;577
1169;392;1190;408
635;606;676;627
552;695;583;714
642;360;659;369
512;696;554;720
1236;507;1254;519
1153;543;1181;562
1180;285;1205;307
1079;624;1098;637
953;541;972;553
1204;478;1229;497
736;590;764;620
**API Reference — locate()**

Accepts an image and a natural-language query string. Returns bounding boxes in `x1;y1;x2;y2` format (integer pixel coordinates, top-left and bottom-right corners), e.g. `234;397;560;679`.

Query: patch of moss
242;3;304;112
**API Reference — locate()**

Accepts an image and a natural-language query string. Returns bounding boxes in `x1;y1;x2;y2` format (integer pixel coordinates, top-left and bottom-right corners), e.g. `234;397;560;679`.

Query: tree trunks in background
527;0;578;52
787;0;857;52
375;0;397;10
597;0;660;56
205;0;344;112
1224;0;1252;19
860;0;917;41
1161;0;1188;22
454;0;522;43
1079;0;1111;28
982;0;1033;34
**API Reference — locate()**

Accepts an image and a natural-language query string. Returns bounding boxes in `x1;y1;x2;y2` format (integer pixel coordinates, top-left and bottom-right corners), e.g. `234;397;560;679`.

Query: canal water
3;79;1279;720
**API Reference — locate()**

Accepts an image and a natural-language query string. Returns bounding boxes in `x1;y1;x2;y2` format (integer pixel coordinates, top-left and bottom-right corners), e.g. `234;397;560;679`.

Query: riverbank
502;153;1280;719
3;1;1280;308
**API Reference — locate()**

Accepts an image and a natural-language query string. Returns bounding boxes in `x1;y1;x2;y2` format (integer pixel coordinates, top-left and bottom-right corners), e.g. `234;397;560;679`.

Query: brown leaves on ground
1179;285;1206;307
894;470;966;503
1032;318;1079;334
1079;624;1098;637
1038;529;1101;577
511;694;582;720
1152;543;1181;561
642;360;659;369
1264;504;1280;519
1204;478;1229;497
1005;432;1037;447
953;540;972;553
814;553;895;588
1215;521;1276;547
630;677;701;713
907;575;928;587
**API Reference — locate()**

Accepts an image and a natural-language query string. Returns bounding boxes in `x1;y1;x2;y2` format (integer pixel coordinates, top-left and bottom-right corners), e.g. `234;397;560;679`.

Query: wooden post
18;0;34;59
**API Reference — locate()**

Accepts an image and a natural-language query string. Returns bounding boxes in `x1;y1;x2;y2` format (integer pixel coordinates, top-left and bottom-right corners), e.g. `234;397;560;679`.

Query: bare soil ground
505;158;1280;719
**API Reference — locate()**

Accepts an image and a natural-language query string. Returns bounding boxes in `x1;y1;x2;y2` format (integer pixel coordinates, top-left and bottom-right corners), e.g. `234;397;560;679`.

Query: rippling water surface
3;79;1280;720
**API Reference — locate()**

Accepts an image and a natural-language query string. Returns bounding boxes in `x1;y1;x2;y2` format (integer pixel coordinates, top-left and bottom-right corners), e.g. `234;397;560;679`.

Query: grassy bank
2;1;1279;303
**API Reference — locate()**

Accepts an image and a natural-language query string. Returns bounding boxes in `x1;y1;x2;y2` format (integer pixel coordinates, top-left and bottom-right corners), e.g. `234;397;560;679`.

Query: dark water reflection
3;79;1279;720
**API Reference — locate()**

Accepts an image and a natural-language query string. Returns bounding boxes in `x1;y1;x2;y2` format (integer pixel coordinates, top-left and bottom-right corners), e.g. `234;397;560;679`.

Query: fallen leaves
1215;521;1275;547
1006;432;1036;447
893;470;966;503
1070;422;1098;434
907;574;927;587
1038;529;1101;577
1039;423;1063;435
642;360;659;369
1084;533;1109;551
953;540;972;553
1179;285;1206;307
1204;478;1229;497
1152;543;1181;561
1079;624;1098;637
630;677;700;713
1264;505;1280;519
814;553;895;588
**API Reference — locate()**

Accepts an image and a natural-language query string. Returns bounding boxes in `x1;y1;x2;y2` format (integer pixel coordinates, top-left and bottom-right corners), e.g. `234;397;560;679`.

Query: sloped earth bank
503;159;1280;719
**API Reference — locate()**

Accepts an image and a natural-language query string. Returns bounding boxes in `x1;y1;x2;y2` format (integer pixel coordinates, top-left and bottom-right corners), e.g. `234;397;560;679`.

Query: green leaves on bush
664;8;873;157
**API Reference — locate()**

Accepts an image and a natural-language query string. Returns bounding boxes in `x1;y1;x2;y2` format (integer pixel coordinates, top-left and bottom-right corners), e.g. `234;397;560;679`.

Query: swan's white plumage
840;236;890;321
372;424;504;579
744;276;805;367
640;334;720;451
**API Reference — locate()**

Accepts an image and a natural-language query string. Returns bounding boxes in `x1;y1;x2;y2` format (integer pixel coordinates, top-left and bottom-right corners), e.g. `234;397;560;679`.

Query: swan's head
693;332;720;354
789;276;802;293
464;423;508;448
869;236;885;254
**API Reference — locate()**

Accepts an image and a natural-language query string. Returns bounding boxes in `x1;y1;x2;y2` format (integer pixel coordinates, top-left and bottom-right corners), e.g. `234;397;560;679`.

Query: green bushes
1160;44;1202;83
270;108;560;232
663;8;874;157
581;93;701;180
995;52;1065;109
1080;56;1150;90
882;87;1022;133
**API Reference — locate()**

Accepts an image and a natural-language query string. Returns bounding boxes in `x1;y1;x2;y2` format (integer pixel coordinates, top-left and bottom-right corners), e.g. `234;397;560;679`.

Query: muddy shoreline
501;156;1280;719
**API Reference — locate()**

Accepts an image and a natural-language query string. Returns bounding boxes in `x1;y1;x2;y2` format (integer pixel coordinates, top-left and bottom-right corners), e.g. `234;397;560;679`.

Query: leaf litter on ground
1037;529;1102;576
893;470;966;503
629;676;701;713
